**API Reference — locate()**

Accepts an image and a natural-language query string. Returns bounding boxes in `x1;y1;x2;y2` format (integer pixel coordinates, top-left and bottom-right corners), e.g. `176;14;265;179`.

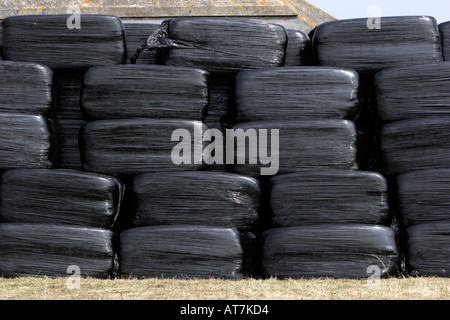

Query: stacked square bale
2;14;127;169
98;18;305;279
311;15;446;277
375;61;450;277
311;16;443;171
0;15;128;278
231;65;398;279
79;62;254;279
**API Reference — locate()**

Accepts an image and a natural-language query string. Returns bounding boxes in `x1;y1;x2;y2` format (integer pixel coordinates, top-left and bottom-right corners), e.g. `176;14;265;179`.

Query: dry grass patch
0;276;449;300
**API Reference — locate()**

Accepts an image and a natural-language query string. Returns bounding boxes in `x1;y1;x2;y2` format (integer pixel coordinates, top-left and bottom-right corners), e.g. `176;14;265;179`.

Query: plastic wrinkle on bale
0;61;54;116
81;65;209;121
80;118;209;176
397;169;450;226
2;15;126;69
130;171;260;230
0;169;124;229
312;16;443;74
119;225;245;279
132;18;287;73
230;120;358;177
235;67;359;122
406;222;450;277
124;23;162;64
165;18;287;73
269;170;390;227
0;223;116;278
0;114;56;170
380;117;450;176
261;224;399;279
375;62;450;123
285;29;312;66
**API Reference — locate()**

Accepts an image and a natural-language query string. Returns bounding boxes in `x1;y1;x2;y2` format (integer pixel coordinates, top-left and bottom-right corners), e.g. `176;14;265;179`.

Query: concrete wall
0;0;336;33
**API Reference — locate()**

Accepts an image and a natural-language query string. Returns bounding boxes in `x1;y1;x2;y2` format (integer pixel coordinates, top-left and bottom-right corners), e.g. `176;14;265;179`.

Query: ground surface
0;277;449;300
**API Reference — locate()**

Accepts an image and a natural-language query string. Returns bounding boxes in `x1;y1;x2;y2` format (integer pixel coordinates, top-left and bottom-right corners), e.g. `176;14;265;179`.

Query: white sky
307;0;450;24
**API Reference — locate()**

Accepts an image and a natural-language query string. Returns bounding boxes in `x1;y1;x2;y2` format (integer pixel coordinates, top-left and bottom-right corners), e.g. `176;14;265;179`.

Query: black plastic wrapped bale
56;119;83;170
0;114;56;170
2;15;126;69
397;169;450;226
261;225;399;279
80;119;208;176
163;18;287;73
439;21;450;61
312;16;442;74
119;225;244;279
380;117;450;176
81;65;209;121
0;61;53;116
407;222;450;277
53;69;85;120
124;23;161;64
0;169;124;229
269;170;390;227
285;29;312;66
230;120;357;177
375;62;450;123
235;67;359;122
0;223;115;278
130;171;260;229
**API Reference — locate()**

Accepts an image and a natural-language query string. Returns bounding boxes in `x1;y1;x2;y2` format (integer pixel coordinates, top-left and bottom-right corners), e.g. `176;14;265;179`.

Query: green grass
0;276;449;300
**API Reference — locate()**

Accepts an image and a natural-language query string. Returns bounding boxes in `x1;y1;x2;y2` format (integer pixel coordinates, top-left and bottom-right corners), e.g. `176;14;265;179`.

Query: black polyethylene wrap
439;21;450;61
235;67;359;122
261;224;399;279
0;223;115;278
80;119;209;176
81;65;209;120
230;120;358;177
56;119;84;170
54;69;86;120
398;169;450;226
0;169;123;229
119;225;244;279
380;117;450;176
375;62;450;123
0;114;56;170
312;16;442;74
269;170;390;227
285;29;312;66
131;171;260;229
2;15;126;69
124;23;161;64
0;61;53;116
163;18;287;73
407;222;450;277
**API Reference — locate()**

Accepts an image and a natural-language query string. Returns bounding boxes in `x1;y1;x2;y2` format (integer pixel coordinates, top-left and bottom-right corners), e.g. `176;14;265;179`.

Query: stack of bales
0;15;128;278
310;15;445;277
